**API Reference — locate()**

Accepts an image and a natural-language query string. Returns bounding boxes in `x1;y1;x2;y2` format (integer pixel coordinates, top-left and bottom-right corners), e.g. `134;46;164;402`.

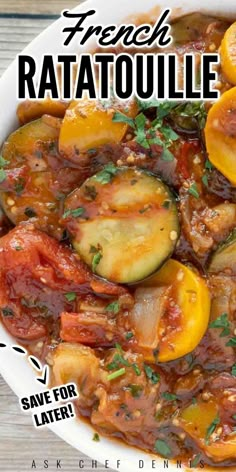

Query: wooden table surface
0;2;112;471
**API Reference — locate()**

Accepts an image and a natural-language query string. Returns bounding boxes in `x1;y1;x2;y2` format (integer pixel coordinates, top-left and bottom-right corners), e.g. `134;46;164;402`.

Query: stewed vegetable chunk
62;166;180;284
0;116;85;239
208;229;236;274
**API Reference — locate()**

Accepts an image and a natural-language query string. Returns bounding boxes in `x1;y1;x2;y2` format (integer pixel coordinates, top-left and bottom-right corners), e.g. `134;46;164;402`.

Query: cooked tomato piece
0;224;127;341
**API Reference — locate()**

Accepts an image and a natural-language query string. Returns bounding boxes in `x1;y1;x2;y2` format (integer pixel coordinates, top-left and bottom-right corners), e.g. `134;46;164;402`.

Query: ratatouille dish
1;12;236;469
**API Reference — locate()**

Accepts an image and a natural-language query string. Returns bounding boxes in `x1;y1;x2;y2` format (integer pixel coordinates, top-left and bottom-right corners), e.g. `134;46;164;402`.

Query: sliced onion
129;286;170;349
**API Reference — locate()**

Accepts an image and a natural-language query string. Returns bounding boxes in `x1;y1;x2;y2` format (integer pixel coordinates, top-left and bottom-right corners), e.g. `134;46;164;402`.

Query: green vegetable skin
208;229;236;274
0;118;60;227
63;166;180;284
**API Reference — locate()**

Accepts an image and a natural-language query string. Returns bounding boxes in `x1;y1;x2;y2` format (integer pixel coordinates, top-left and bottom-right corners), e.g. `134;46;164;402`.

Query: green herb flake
137;99;177;115
173;102;207;130
0;156;9;167
62;207;85;219
107;367;126;381
209;313;230;337
191;453;202;468
162;392;178;402
92;433;100;442
125;331;134;340
14;245;23;251
105;301;120;314
161;126;179;142
65;292;77;302
154;439;172;458
192;397;197;405
93;163;118;185
161;148;174;162
14;177;25;194
232;414;236;421
226;337;236;347
0;168;6;183
135;113;149;149
202;174;208;187
132;363;141;376
144;364;160;384
205;159;214;171
188;182;199;199
92;251;103;273
112;111;135;128
232;364;236;377
205;415;220;444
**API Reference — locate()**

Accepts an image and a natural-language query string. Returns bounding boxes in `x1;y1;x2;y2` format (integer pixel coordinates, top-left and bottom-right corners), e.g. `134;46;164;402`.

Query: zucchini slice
208;229;236;274
63;166;180;284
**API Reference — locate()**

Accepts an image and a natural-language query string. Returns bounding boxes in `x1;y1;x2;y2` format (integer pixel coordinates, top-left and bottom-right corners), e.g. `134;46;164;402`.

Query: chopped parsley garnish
125;331;134;340
205;415;220;444
0;156;8;183
202;174;208;187
91;250;103;273
112;111;135;128
87;148;97;154
114;100;179;157
0;168;6;183
209;313;230;337
188;182;199;199
161;148;175;161
0;156;9;167
162;392;178;402
154;439;172;458
65;292;77;302
14;177;25;194
92;433;100;442
62;207;85;219
191;453;202;468
205;159;214;171
105;301;120;314
14;245;23;251
1;307;14;317
24;207;37;218
107;367;126;381
132;363;141;376
173;101;207;129
106;354;128;371
106;344;140;376
192;397;197;405
134;113;149;148
144;364;160;384
232;414;236;421
231;364;236;377
137;99;177;116
93;163;118;185
226;337;236;347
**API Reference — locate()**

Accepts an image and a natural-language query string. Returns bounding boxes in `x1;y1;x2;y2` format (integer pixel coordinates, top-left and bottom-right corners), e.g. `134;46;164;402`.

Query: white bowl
0;1;235;470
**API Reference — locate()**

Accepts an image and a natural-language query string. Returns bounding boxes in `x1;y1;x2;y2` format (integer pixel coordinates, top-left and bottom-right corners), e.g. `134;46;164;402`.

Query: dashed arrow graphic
36;364;49;386
0;343;49;387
